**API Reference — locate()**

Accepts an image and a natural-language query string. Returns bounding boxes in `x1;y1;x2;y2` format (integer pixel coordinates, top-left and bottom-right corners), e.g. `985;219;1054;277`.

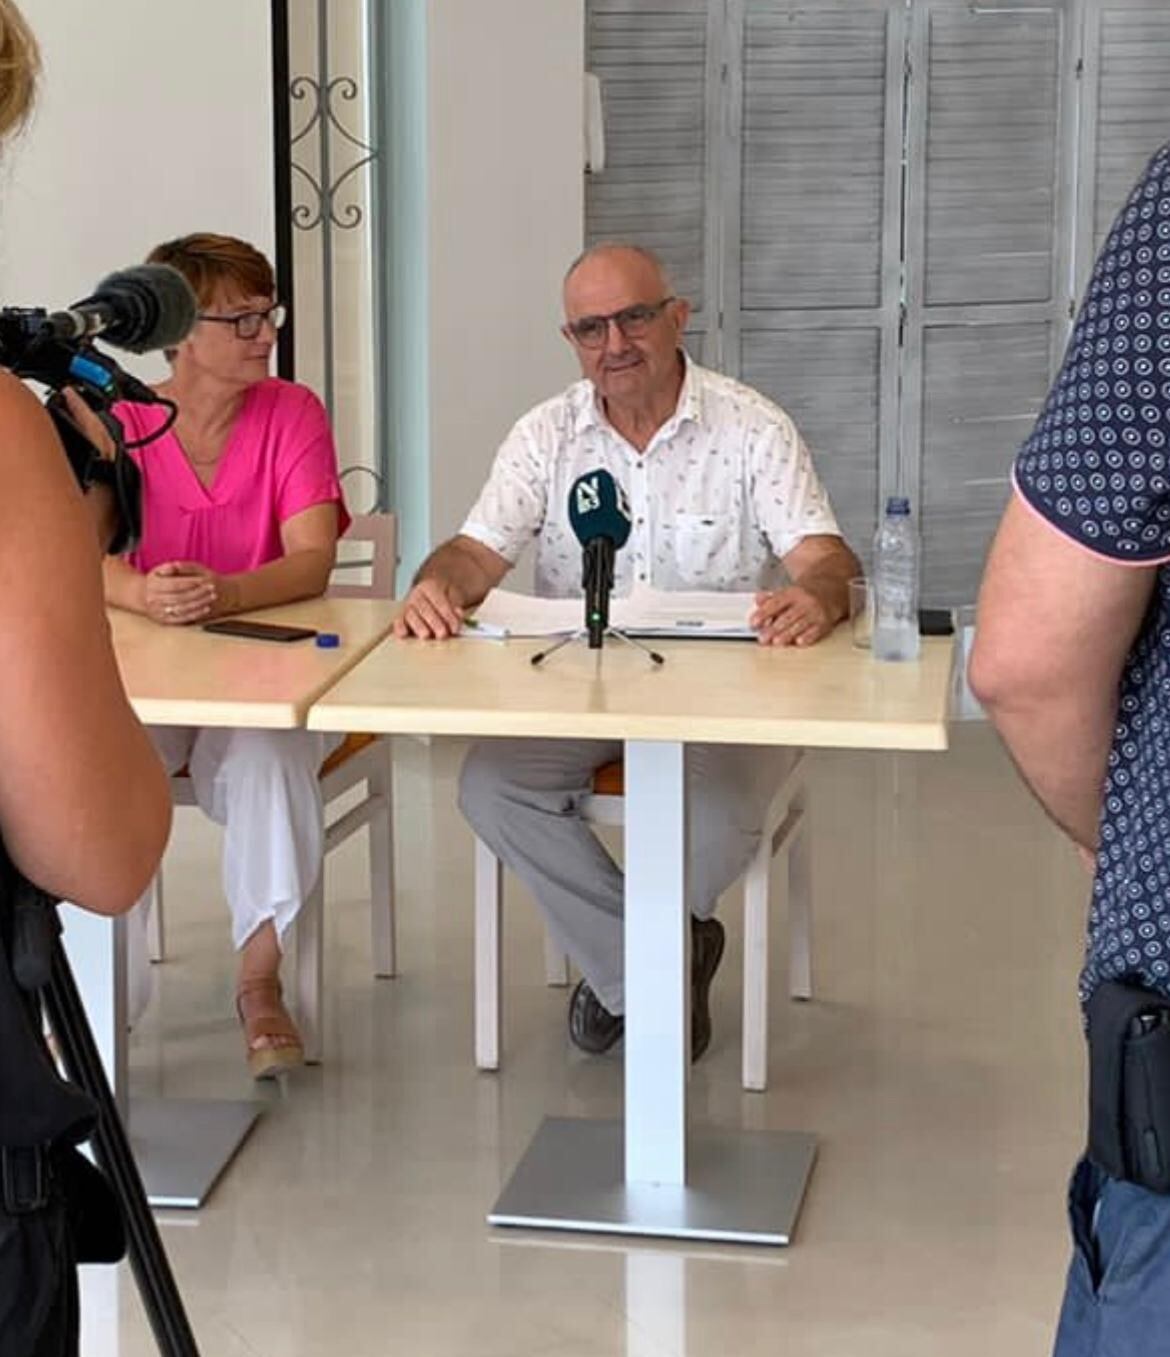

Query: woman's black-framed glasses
197;303;288;340
564;296;676;349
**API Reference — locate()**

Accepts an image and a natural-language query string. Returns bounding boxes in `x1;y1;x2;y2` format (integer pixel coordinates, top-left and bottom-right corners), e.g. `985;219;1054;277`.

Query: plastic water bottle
872;496;920;662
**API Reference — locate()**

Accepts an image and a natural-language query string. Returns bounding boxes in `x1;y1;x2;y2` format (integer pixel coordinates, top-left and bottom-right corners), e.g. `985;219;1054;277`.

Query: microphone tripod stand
531;538;665;668
17;879;200;1356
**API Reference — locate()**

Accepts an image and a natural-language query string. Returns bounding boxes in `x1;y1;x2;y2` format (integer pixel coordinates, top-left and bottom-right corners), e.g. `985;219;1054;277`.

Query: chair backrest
329;512;398;600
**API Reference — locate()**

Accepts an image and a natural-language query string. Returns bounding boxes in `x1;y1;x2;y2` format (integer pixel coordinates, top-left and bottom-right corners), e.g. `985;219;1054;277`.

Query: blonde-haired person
0;0;36;138
103;232;349;1079
0;5;172;1352
0;4;170;965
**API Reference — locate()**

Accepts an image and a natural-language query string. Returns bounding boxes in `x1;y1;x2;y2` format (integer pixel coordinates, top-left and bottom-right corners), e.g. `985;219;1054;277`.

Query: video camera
0;263;197;554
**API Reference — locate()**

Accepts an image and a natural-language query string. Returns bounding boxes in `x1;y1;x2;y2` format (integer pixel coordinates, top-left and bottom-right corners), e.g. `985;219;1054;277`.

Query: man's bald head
562;243;674;307
559;242;690;411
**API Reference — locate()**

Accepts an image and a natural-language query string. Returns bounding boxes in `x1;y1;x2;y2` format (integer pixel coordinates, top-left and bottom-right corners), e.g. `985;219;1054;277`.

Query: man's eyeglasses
564;296;676;349
197;303;288;340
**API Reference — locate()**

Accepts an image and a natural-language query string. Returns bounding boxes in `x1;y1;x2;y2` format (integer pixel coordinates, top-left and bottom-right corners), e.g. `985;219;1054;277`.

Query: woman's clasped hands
141;560;226;626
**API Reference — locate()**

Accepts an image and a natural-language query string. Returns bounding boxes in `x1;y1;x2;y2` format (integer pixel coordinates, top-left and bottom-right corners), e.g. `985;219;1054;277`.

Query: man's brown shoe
566;915;726;1061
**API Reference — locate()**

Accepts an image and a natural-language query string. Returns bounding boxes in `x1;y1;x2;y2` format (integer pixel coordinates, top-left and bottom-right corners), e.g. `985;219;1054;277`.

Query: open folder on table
463;585;758;640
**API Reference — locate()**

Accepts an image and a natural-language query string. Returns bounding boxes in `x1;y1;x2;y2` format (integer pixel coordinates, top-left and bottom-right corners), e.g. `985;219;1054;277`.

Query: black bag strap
1086;978;1170;1179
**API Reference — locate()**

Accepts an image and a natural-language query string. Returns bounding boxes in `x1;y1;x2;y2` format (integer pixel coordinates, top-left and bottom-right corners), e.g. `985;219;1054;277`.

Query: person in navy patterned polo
972;142;1170;1354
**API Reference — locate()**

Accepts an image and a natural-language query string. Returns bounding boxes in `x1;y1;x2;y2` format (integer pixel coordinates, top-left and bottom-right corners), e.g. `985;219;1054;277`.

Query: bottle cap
315;632;341;649
885;496;911;515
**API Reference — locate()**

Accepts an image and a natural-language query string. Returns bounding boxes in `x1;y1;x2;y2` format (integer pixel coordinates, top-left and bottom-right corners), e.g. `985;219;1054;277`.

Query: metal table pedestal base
130;1097;261;1209
489;1117;817;1246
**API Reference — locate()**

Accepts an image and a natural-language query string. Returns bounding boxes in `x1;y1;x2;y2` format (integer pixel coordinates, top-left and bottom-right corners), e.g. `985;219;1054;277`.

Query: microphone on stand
567;468;632;649
530;469;661;667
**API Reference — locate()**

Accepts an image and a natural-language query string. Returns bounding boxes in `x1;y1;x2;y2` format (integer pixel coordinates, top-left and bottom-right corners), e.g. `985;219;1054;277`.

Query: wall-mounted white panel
426;0;584;554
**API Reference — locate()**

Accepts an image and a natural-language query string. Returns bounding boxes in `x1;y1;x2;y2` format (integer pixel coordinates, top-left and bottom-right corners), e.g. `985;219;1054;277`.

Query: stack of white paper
614;588;756;638
463;585;757;640
462;592;579;638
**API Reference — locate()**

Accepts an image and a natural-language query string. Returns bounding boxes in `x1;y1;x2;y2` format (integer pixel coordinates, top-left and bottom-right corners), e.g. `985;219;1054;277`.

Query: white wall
424;0;584;556
1;1;587;582
0;0;273;383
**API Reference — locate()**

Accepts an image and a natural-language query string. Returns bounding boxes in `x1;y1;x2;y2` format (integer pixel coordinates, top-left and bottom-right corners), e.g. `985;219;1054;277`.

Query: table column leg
62;905;127;1113
489;730;816;1243
623;738;688;1186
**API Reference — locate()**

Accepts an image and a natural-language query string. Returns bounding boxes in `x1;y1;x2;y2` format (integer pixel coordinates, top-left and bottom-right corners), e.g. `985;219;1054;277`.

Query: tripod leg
45;937;200;1357
605;627;666;666
530;629;585;666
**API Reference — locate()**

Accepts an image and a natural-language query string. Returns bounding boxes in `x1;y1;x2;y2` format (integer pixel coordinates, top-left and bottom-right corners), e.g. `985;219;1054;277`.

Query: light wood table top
307;624;955;750
111;597;396;729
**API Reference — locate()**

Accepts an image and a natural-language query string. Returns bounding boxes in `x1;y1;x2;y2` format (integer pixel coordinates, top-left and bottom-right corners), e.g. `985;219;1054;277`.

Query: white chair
144;512;398;1064
473;750;811;1091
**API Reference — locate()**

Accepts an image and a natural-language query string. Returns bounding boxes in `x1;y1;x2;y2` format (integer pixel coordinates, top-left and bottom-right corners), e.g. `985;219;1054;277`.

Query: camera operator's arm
0;373;171;914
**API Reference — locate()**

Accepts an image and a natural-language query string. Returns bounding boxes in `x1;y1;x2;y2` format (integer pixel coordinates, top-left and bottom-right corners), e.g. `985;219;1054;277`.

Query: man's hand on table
750;585;835;647
394;578;465;640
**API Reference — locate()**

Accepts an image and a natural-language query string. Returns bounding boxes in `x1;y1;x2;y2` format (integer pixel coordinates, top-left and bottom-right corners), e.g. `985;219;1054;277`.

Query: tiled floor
86;724;1088;1356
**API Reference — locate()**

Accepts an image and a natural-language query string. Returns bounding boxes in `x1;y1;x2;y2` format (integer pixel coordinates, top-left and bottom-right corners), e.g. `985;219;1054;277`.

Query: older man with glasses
396;242;858;1059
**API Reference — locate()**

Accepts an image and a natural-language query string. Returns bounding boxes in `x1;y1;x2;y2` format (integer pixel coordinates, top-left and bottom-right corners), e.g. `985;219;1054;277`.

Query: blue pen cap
315;632;341;649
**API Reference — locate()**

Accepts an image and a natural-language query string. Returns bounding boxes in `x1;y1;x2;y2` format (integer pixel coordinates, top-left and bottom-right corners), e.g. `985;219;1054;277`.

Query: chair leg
741;840;771;1093
294;877;324;1065
369;743;397;978
543;928;570;986
474;838;503;1071
788;794;813;1002
145;872;165;964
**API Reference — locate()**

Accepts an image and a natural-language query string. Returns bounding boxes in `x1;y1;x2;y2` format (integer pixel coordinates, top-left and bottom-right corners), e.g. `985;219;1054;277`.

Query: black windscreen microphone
567;468;632;648
44;264;197;354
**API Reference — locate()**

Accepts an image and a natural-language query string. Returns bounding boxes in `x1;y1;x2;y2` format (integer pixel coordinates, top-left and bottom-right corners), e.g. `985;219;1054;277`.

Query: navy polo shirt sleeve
1014;141;1170;565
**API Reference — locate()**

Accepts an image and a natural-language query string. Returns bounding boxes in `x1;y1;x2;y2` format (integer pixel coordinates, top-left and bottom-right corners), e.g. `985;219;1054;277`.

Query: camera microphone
567;468;632;649
0;265;196;406
0;265;195;559
43;264;197;354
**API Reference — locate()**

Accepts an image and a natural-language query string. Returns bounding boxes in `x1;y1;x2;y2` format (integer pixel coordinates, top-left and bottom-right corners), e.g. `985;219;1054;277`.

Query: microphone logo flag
575;476;601;516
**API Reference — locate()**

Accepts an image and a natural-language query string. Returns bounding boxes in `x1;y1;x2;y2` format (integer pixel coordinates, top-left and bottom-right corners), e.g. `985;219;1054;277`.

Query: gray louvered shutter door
1076;0;1170;293
900;0;1075;607
585;0;716;358
726;0;905;571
